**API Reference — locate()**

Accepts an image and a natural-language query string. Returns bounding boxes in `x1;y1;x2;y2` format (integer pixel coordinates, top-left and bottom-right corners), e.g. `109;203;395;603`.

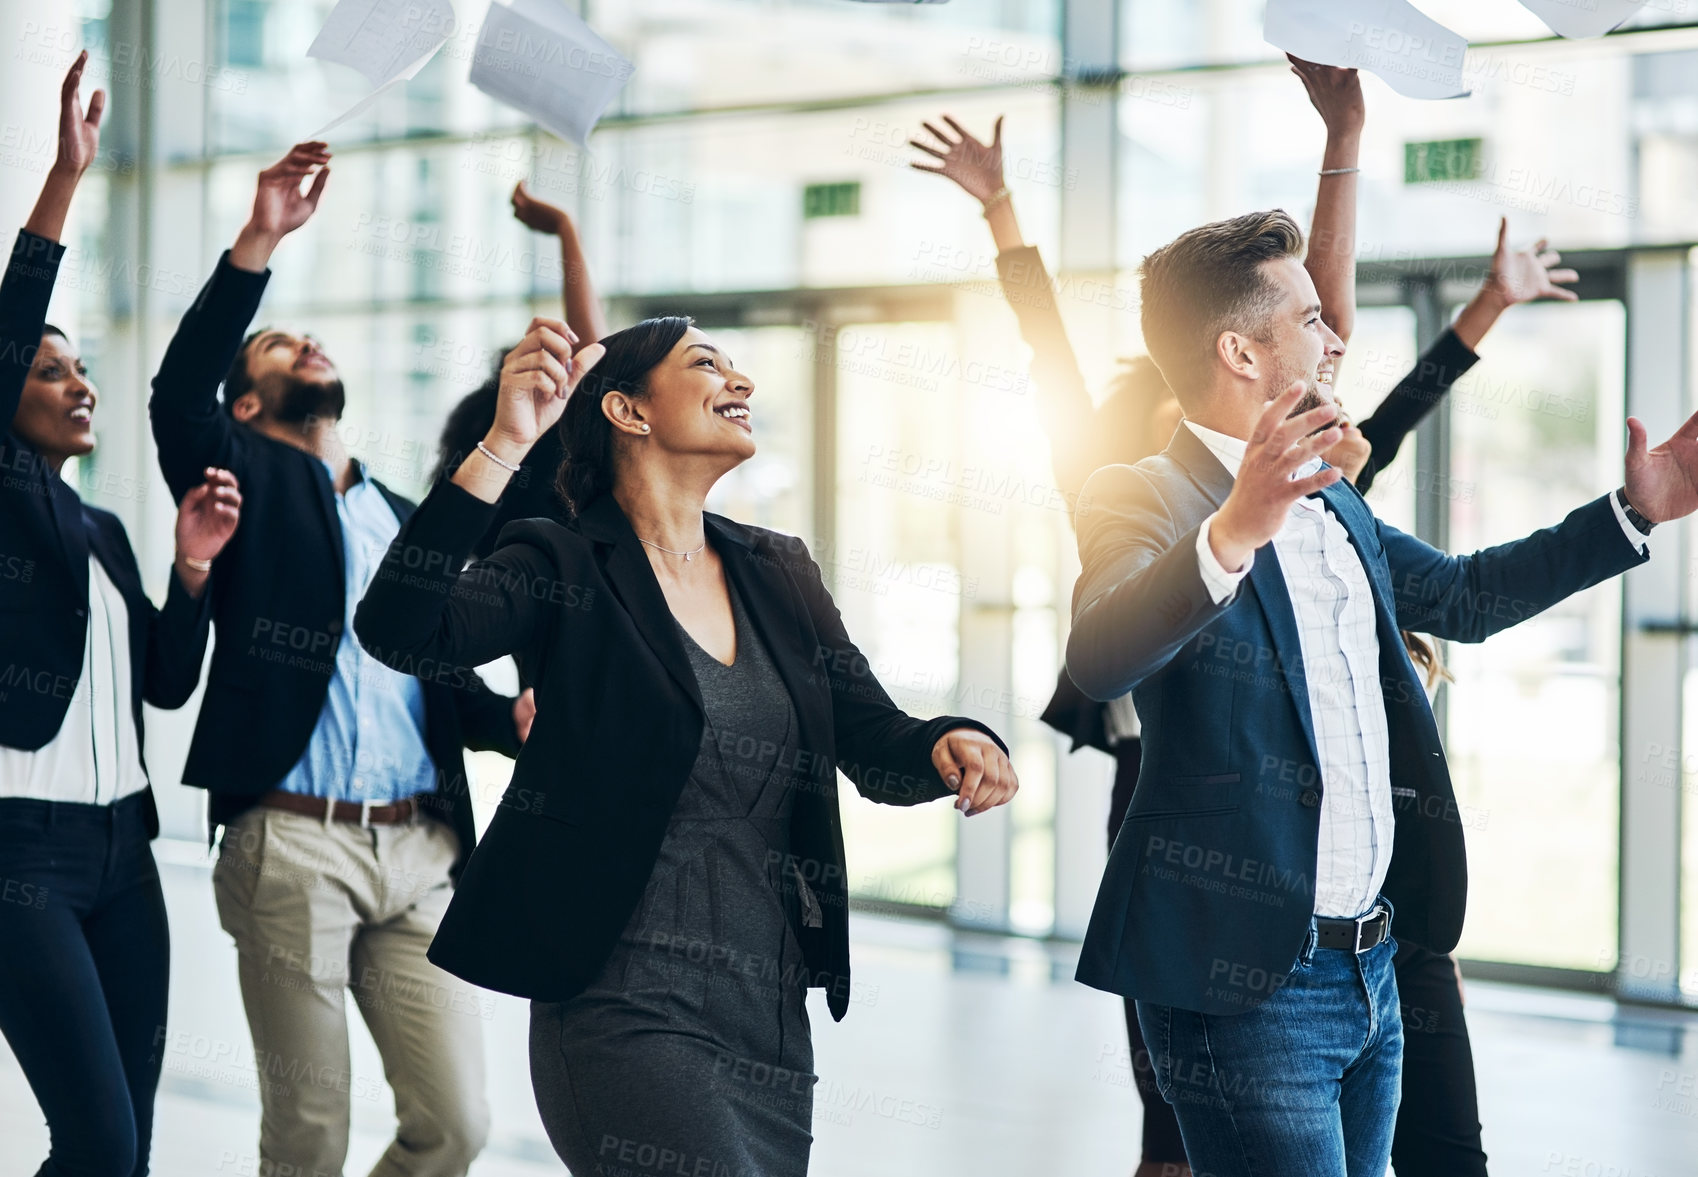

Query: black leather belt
1314;905;1390;953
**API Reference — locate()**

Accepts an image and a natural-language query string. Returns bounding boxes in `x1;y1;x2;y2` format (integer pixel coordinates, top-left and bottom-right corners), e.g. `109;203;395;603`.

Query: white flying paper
1518;0;1647;38
1265;0;1470;100
470;0;634;147
307;0;455;135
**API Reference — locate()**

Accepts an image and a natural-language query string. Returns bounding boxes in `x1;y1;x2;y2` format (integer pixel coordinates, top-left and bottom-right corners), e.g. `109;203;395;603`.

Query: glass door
1445;300;1628;971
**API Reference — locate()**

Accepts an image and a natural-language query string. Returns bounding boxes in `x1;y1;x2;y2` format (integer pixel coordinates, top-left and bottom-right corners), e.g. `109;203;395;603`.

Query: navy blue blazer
1065;424;1647;1015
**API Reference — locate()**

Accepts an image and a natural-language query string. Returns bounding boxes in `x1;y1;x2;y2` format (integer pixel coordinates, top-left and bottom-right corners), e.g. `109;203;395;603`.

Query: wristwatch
1616;487;1655;536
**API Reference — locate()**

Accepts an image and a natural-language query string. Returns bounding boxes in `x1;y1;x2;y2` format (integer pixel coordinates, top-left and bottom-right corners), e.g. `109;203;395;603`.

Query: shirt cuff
1609;488;1651;557
1196;512;1252;605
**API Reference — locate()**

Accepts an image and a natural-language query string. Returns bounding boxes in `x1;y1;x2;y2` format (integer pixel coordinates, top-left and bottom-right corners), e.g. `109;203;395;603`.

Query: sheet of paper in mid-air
1264;0;1471;100
306;0;457;135
469;0;635;147
1517;0;1647;38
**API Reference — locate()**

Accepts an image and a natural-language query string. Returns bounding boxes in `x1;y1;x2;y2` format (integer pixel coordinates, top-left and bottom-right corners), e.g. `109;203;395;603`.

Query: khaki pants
213;806;489;1177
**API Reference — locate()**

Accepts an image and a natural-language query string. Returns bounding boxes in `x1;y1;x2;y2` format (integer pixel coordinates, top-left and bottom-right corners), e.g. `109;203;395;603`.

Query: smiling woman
350;313;1020;1176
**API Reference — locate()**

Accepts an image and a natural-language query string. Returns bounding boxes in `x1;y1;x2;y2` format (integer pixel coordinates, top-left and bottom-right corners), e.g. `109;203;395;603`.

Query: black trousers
1108;740;1190;1167
1106;739;1489;1175
0;793;170;1177
1391;939;1490;1176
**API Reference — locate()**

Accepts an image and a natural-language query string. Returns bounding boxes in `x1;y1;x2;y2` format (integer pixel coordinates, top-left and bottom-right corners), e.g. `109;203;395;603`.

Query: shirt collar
1183;419;1327;485
319;456;368;494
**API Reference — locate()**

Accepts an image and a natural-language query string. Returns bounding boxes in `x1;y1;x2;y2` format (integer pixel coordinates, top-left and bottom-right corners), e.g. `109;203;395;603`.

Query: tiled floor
2;852;1695;1176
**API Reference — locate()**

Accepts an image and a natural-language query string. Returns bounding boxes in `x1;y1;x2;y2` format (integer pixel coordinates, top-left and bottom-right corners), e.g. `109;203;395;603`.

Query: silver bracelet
981;185;1011;213
1318;167;1360;176
475;440;522;473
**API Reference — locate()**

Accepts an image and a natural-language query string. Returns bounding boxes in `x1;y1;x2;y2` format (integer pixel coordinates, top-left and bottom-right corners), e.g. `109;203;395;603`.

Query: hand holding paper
1264;0;1470;100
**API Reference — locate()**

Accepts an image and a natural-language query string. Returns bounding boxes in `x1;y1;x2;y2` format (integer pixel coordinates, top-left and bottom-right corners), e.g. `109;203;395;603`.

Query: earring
640;424;651;434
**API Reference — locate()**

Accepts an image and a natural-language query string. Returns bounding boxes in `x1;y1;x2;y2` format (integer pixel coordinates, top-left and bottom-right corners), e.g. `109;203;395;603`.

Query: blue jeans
1137;906;1403;1177
0;794;169;1177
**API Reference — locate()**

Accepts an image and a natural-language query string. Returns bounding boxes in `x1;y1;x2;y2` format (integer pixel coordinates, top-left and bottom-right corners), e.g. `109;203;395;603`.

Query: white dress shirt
0;556;149;805
1185;420;1648;918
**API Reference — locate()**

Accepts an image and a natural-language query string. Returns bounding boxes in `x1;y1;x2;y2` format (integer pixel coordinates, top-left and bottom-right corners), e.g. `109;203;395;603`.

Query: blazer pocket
1170;772;1240;787
1123;804;1240;823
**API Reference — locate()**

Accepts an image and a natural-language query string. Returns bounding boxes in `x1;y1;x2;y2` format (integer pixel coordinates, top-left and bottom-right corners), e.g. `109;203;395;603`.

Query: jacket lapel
578;496;703;714
1169;424;1322;765
47;474;90;602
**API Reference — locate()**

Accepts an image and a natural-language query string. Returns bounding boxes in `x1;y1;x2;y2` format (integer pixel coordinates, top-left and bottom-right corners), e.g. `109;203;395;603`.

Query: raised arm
1291;56;1364;345
1352;219;1578;493
909;114;1099;503
3;53;102;435
1068;387;1342;699
511;181;607;345
354;317;605;673
148;143;330;498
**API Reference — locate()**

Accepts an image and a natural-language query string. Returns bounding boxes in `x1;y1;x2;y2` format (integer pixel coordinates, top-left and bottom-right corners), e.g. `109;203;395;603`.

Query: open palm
55;51;105;176
909;114;1005;203
1486;218;1579;306
1625;412;1698;525
249;142;331;240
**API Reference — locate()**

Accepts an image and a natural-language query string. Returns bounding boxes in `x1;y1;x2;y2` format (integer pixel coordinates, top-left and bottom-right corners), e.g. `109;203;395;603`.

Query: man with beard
1064;208;1698;1176
148;142;531;1177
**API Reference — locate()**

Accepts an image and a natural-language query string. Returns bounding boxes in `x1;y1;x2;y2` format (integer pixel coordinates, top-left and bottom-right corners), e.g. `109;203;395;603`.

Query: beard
1289;383;1328;419
260;372;346;425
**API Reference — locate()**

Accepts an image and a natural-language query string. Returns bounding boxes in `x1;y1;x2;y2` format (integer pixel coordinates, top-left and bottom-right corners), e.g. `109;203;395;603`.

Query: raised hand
1208;382;1343;572
511;180;570;236
1323;403;1373;484
1624;410;1698;525
173;467;241;596
54;50;105;178
230;143;331;272
25;50;107;241
488;316;605;455
1484;218;1579;307
1288;54;1364;140
909;114;1006;204
931;728;1018;817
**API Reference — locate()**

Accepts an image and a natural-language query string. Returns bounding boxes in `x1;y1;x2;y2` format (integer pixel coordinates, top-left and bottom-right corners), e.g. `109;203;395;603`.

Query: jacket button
74;607;86;618
1299;788;1321;808
327;621;342;635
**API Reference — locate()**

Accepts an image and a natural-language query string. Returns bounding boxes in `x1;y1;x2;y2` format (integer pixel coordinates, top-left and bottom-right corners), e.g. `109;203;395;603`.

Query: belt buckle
359;800;374;830
1355;905;1383;952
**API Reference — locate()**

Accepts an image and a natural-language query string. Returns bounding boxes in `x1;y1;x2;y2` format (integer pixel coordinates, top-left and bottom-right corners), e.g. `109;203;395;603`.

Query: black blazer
1065;426;1646;1012
353;482;1008;1021
0;230;212;837
991;244;1483;754
147;253;519;859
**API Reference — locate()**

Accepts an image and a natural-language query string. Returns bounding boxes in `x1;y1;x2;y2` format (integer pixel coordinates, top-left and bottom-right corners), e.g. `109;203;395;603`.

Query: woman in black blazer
356;314;1017;1175
0;55;241;1177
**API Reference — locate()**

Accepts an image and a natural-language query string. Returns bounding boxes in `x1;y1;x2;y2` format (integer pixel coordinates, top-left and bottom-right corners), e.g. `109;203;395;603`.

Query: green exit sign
803;181;861;219
1404;138;1483;184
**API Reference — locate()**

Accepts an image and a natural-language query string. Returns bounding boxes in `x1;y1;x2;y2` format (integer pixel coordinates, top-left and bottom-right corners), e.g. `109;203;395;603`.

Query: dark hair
1092;354;1177;468
555;316;693;516
432;355;509;485
41;322;68;342
221;328;267;415
1137;209;1305;410
1403;631;1451;689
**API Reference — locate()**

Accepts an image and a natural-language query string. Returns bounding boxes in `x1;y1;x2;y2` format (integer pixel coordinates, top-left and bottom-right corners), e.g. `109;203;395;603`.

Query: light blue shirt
277;461;437;803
